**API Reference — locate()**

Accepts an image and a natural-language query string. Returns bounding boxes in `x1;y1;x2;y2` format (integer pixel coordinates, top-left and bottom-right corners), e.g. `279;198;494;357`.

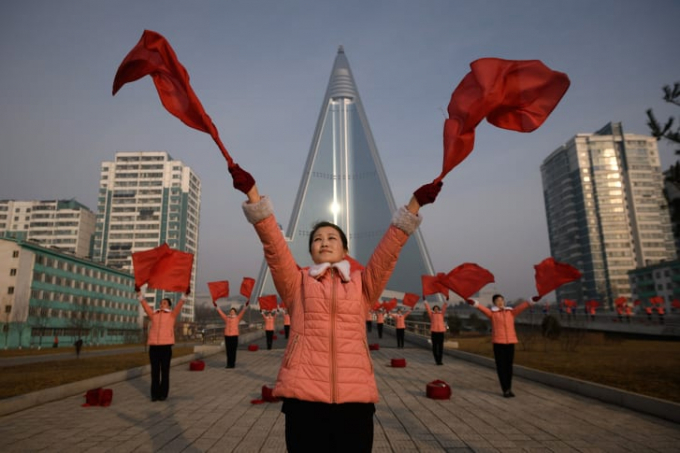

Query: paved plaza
1;332;679;452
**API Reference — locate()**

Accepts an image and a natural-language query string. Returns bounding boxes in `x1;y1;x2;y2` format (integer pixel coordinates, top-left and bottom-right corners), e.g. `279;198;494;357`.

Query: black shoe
503;391;512;398
158;396;167;401
226;364;235;369
436;361;443;365
507;390;515;397
151;397;158;402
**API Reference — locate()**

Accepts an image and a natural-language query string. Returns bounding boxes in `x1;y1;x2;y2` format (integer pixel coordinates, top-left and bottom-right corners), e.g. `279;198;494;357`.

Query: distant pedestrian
425;302;448;365
261;310;278;350
283;309;291;339
376;309;385;339
74;338;83;358
53;336;59;348
137;286;189;402
216;301;248;368
366;310;373;334
468;294;533;398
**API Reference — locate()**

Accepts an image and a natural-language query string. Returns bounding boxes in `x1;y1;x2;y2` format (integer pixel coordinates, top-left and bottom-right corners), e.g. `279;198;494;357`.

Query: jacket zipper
330;268;337;403
284;335;299;368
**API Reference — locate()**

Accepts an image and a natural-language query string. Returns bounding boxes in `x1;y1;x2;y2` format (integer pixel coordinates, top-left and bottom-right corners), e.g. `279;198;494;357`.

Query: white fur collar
309;260;351;282
491;306;513;312
156;308;172;313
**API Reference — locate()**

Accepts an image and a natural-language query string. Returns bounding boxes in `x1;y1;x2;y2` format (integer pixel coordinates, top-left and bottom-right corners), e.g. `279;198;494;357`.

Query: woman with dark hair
425;301;448;365
228;163;441;452
216;302;248;368
137;288;189;402
468;294;532;397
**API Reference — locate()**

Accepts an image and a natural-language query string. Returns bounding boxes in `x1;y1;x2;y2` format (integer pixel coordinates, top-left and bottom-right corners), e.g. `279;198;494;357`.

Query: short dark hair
162;298;172;308
492;294;504;304
308;221;348;253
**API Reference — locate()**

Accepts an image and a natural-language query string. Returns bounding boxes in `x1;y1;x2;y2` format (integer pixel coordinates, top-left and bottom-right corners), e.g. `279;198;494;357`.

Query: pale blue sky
1;1;679;301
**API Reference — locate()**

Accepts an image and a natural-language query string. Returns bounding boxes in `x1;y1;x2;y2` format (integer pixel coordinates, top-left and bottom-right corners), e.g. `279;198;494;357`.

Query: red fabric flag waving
132;243;193;292
614;297;628;307
240;277;256;299
422;274;451;300
382;298;398;312
533;257;581;301
258;295;278;311
207;281;229;303
112;30;233;166
649;296;664;305
402;293;420;309
445;263;495;300
436;58;570;183
672;300;680;309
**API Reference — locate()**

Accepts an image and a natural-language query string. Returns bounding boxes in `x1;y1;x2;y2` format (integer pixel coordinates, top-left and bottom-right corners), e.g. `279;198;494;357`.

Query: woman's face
310;226;347;264
160;299;171;310
229;308;237;316
493;296;506;308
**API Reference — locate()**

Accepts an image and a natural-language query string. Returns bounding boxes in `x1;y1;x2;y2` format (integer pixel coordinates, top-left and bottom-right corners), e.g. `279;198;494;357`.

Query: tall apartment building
541;122;676;308
91;151;200;321
0;199;95;258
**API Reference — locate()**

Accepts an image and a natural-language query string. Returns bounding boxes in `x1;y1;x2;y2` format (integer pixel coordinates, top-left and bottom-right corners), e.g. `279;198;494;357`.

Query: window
12;250;19;258
7;287;14;295
9;269;16;276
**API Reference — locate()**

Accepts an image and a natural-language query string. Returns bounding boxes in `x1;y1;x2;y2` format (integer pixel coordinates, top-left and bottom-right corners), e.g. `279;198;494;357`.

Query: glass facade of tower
541;122;675;308
91;151;200;321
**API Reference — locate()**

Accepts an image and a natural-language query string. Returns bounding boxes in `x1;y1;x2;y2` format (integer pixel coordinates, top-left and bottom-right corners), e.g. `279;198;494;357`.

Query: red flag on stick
258;295;278;311
207;281;229;303
402;293;420;309
112;30;234;166
240;277;256;299
132;243;193;292
533;257;581;301
436;58;570;183
382;298;398;312
446;263;495;300
422;274;451;300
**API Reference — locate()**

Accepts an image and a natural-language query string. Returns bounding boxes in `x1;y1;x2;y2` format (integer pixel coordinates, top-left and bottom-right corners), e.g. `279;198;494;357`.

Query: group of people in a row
136;164;532;452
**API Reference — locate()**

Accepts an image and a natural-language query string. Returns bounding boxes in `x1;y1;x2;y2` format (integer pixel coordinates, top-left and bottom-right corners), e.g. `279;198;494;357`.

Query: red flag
132;243;193;292
422;274;451;300
207;281;229;303
131;243;170;288
436;58;570;183
371;301;382;311
649;296;664;305
240;277;256;299
614;297;627;307
633;299;642;306
383;298;398;312
533;257;581;301
402;293;420;308
258;295;278;311
113;30;233;166
672;300;680;309
147;248;194;292
445;263;495;300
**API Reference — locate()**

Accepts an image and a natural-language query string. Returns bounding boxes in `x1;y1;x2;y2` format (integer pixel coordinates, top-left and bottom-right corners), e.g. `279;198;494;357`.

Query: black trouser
266;330;274;350
225;335;238;367
396;328;405;348
366;320;372;333
284;325;290;339
493;343;515;392
283;399;374;453
431;332;444;364
149;345;173;399
377;323;383;339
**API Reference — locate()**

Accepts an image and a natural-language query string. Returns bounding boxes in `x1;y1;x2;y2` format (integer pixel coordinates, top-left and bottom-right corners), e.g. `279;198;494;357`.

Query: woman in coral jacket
424;302;448;365
467;294;532;398
375;308;386;339
282;309;291;339
216;301;248;368
261;310;278;350
391;307;412;349
137;287;188;402
228;164;441;453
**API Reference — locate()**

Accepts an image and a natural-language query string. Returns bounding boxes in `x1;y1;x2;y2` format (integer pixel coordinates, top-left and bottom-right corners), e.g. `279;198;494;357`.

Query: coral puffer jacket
474;301;530;344
141;298;185;346
425;302;448;333
392;311;411;329
243;197;421;404
217;306;246;336
263;313;276;331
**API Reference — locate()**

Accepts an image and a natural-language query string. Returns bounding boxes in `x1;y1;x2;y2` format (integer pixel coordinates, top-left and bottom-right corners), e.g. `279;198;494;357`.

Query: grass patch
0;346;194;399
454;332;680;403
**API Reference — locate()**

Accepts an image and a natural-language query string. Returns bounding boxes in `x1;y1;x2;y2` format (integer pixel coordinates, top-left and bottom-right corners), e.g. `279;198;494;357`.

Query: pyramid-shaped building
252;46;436;303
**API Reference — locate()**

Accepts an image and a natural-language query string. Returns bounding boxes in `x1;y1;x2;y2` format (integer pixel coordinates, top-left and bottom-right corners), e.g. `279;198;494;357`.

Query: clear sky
1;1;679;302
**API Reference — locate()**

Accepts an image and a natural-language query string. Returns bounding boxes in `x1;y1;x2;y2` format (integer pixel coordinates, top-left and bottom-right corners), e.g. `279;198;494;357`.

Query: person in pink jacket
425;302;448;365
468;294;532;398
375;308;386;339
216;301;248;368
261;310;278;350
392;307;412;349
137;287;188;402
282;309;291;339
228;164;441;453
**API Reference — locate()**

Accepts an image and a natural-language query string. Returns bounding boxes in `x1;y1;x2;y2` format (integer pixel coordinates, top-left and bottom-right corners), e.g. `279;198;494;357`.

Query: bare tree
646;82;680;154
